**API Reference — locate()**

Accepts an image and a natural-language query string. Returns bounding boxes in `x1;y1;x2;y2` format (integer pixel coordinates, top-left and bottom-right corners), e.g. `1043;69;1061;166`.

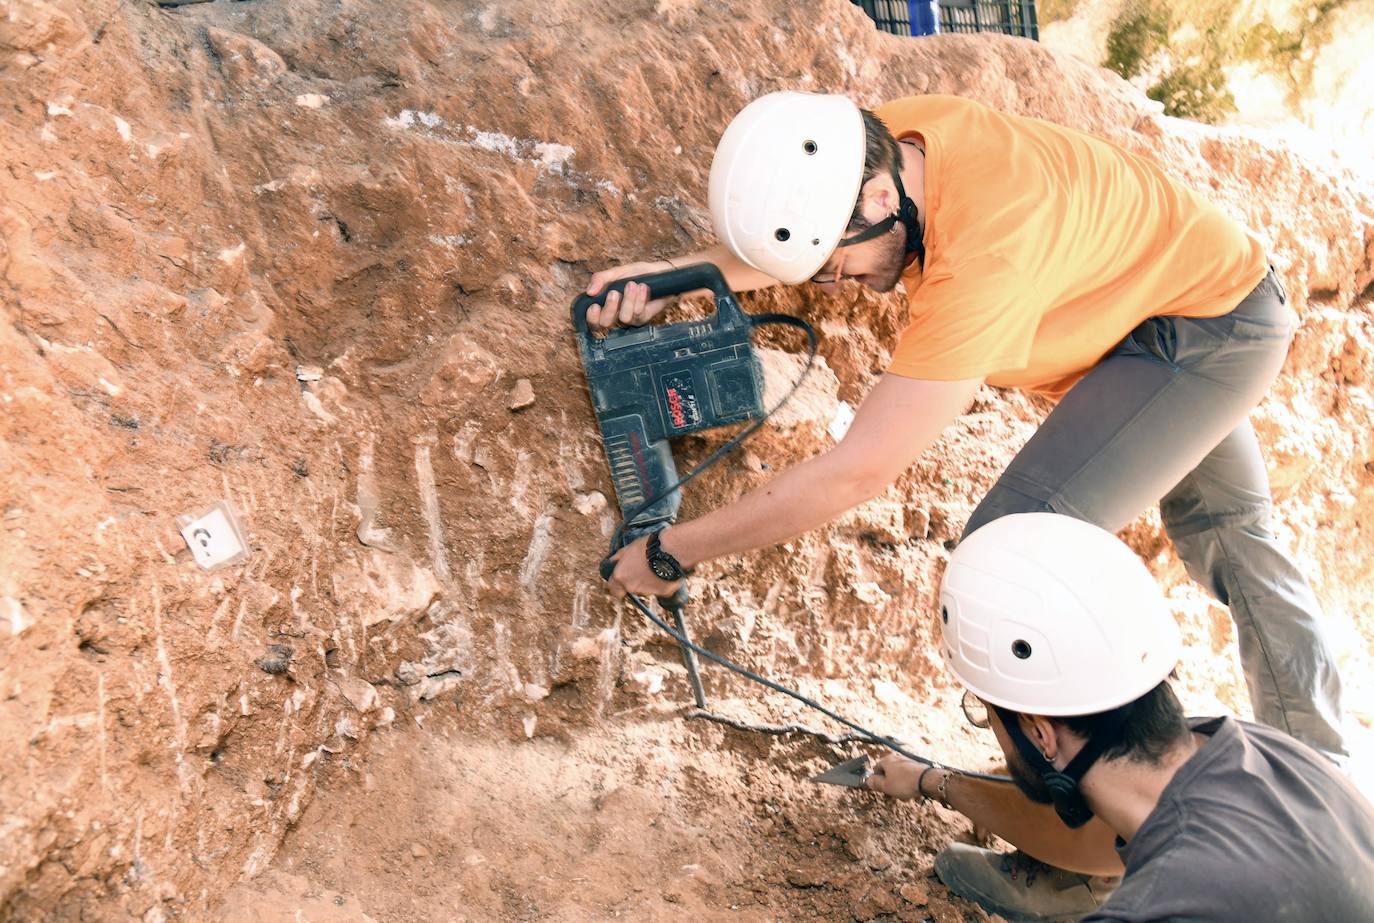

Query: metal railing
852;0;1039;40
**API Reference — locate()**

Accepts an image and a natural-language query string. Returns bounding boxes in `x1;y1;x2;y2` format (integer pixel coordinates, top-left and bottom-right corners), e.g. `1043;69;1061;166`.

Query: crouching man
866;513;1374;922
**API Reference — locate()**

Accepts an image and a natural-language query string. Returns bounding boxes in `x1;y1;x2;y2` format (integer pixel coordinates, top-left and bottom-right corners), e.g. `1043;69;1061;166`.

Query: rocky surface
1;0;1371;919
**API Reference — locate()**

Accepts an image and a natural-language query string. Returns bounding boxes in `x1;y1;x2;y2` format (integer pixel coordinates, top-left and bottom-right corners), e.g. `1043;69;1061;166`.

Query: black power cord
623;591;1011;783
604;312;1013;786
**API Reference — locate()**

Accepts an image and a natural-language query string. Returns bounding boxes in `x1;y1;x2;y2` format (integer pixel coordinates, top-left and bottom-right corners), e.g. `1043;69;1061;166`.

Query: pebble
899;881;930;906
508;378;535;411
410;843;429;858
908;507;931;539
255;644;293;675
573;491;607;515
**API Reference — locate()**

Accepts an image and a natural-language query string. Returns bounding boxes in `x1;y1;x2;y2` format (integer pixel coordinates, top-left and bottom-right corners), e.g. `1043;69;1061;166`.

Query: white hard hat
939;513;1182;717
708;92;865;285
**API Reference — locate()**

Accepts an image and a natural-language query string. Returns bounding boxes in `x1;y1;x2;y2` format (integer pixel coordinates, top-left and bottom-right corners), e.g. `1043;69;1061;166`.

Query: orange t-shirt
875;95;1268;398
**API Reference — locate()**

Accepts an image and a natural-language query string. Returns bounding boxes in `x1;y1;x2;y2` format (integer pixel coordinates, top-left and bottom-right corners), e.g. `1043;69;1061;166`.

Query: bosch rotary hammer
571;263;815;708
570;265;1015;789
569;265;1017;790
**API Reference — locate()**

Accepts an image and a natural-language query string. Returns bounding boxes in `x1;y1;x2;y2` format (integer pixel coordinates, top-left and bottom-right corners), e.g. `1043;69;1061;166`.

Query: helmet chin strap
991;704;1131;830
836;168;926;270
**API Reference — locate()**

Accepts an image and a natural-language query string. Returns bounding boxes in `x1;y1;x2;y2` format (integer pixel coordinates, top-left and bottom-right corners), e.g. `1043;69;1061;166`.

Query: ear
1019;713;1060;762
860;174;897;217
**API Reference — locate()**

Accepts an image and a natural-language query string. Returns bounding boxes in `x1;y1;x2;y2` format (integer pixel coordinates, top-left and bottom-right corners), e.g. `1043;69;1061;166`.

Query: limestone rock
206;28;287;87
508;377;535;411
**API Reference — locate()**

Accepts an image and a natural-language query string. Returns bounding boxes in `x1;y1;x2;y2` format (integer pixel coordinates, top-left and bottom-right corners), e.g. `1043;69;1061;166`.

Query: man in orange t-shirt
584;92;1347;920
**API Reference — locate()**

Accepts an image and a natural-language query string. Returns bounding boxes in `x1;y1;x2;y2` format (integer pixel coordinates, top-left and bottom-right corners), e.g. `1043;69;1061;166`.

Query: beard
862;226;910;293
1007;746;1057;805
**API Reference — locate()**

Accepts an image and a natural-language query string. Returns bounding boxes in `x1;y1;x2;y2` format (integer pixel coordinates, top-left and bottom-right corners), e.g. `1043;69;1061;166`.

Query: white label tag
177;501;248;571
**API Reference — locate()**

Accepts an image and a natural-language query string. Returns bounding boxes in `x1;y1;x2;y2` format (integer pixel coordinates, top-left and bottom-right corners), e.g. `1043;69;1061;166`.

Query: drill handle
658;583;690;612
598;556;690;612
571;262;743;335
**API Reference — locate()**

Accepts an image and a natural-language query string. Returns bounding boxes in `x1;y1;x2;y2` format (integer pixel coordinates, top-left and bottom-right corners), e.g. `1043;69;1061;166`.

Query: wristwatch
645;529;691;581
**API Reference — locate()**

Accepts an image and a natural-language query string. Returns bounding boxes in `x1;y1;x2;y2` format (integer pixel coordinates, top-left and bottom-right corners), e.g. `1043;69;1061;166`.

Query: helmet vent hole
774;228;791;242
941;606;949;625
811;238;820;246
803;140;818;154
1011;640;1032;660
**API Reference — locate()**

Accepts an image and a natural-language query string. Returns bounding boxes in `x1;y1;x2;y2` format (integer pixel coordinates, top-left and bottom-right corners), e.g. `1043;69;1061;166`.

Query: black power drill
570;273;1015;788
572;263;793;708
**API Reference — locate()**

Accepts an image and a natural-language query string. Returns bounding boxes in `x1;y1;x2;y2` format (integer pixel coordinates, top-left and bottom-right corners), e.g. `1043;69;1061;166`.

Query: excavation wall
1;0;1371;918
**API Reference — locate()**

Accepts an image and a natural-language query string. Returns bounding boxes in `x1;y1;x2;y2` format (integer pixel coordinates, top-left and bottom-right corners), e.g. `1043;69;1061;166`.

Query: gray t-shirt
1084;716;1374;922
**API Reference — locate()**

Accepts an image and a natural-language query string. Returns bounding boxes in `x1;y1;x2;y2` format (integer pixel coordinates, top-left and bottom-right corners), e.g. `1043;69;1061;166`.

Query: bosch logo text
667;388;687;427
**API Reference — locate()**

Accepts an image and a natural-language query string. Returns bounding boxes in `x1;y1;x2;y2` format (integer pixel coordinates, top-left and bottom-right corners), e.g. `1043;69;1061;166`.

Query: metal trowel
809;755;872;788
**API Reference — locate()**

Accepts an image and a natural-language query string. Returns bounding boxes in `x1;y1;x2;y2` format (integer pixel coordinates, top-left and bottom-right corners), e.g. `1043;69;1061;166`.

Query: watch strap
646;529;691;580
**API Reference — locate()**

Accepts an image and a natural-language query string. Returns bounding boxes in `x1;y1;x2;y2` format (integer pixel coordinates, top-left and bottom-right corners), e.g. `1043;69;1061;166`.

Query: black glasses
961;690;990;730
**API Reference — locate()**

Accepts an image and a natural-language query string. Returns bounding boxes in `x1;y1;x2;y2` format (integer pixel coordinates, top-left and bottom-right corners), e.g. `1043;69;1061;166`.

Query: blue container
908;0;940;35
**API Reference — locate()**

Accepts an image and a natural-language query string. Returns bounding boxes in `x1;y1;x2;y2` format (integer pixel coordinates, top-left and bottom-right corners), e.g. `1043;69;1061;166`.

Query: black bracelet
918;765;939;801
919;765;954;808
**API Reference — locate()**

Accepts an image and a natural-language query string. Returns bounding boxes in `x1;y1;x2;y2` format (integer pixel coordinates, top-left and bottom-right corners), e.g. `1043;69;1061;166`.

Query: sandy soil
233;704;996;921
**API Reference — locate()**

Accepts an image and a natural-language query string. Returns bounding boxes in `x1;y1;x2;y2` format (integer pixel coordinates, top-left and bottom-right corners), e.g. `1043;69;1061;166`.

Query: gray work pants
963;270;1347;764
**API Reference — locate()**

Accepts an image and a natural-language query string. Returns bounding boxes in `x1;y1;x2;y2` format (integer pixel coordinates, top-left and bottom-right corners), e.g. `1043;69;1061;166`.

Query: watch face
649;558;678;581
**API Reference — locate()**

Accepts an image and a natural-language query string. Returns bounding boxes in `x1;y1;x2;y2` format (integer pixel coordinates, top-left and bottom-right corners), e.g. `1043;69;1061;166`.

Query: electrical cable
602;310;1014;787
623;591;1012;783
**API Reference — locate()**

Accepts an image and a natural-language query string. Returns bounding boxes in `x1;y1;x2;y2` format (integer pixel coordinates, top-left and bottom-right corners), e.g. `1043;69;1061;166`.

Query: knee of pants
1161;495;1271;542
961;481;1057;543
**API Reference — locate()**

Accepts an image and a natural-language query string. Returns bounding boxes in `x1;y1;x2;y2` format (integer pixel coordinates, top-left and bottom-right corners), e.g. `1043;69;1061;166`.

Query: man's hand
583;244;785;332
605;534;682;600
865;753;925;801
584;260;679;331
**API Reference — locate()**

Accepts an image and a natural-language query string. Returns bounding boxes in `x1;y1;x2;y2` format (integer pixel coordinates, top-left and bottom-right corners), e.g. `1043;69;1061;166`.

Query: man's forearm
936;772;1124;877
662;449;878;569
632;374;979;594
658;376;983;571
671;243;781;293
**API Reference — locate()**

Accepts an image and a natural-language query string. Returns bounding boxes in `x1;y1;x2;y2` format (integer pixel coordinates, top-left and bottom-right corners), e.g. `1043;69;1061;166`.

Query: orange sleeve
885;255;1042;381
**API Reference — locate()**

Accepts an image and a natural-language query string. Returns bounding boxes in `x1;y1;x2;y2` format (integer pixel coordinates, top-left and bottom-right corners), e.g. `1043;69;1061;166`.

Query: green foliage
1037;0;1084;24
1147;59;1236;122
1100;0;1359;124
1241;0;1357;109
1104;0;1171;81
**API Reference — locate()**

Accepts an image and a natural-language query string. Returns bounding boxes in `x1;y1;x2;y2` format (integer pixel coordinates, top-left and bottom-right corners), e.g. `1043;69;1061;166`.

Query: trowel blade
809;755;871;788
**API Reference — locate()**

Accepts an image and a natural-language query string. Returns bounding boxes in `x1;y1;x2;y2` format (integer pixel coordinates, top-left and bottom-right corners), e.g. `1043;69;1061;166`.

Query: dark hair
848;108;903;231
1058;679;1191;765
